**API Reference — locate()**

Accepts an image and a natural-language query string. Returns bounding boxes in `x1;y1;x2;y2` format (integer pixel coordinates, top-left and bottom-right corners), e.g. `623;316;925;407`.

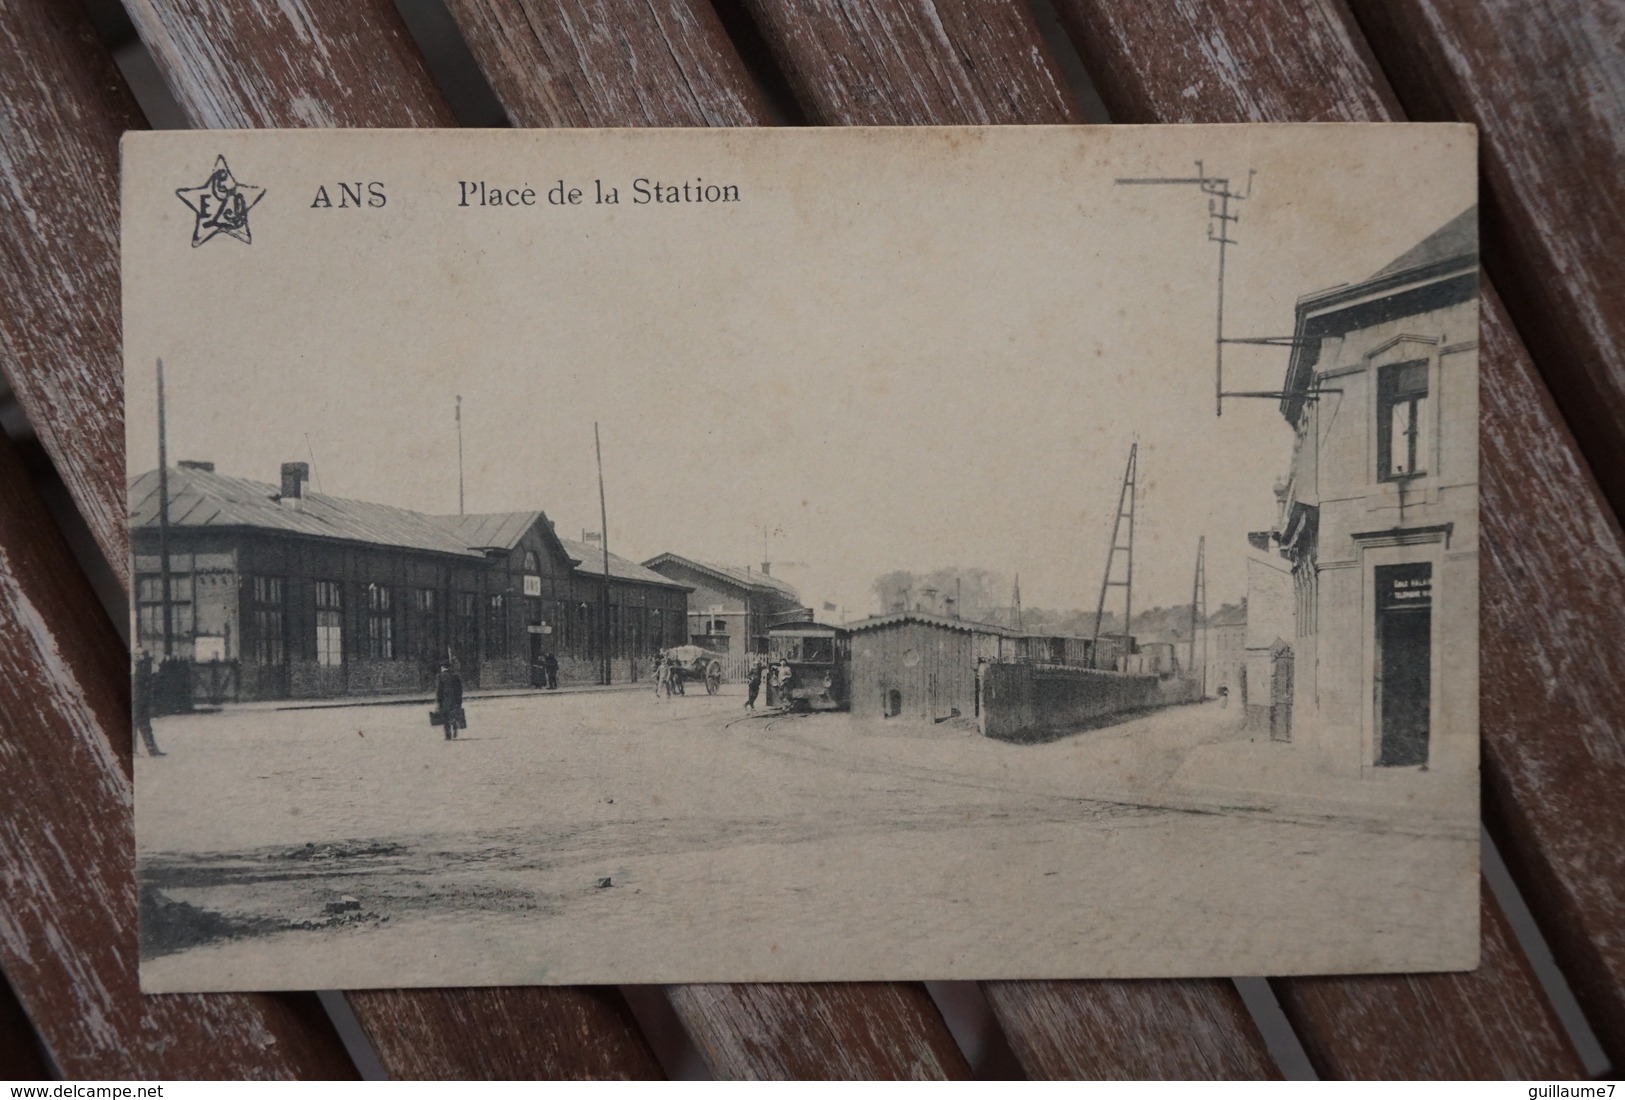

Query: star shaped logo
175;155;265;246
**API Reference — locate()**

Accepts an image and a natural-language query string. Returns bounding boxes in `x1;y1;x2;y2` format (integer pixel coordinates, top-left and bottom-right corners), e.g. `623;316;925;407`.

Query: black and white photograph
123;124;1479;991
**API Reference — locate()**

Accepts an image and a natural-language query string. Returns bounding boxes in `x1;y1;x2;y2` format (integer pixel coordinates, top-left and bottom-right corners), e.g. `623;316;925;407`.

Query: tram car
765;621;851;711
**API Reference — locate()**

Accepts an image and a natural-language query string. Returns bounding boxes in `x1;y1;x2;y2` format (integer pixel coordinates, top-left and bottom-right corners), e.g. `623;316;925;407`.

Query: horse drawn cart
662;645;724;695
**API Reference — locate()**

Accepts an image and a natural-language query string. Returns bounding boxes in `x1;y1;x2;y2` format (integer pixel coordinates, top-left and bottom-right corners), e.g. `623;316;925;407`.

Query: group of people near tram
651;649;794;708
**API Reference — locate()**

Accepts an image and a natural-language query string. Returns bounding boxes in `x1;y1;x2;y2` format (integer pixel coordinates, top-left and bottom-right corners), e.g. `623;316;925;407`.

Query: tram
765;621;851;712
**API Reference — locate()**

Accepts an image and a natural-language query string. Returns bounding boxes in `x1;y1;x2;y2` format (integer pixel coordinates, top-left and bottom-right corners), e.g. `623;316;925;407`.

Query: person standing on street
436;661;465;740
745;656;763;710
132;651;165;757
544;651;559;690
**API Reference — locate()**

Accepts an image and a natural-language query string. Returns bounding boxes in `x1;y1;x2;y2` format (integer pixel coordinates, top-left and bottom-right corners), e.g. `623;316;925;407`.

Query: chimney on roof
177;460;214;472
280;461;309;502
760;562;771;576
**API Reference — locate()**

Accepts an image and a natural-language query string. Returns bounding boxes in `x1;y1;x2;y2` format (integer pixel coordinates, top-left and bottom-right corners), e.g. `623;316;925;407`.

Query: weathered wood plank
0;427;359;1079
1273;883;1584;1078
667;983;970;1079
734;0;1280;1078
443;0;770;126
1055;0;1399;124
1347;0;1625;520
983;980;1279;1079
1053;0;1625;1073
742;0;1082;125
0;970;52;1081
0;0;143;583
1476;282;1625;1071
121;0;455;128
347;986;663;1079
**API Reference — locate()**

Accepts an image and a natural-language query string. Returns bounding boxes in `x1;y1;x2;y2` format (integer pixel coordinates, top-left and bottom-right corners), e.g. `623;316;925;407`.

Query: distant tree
870;566;1009;621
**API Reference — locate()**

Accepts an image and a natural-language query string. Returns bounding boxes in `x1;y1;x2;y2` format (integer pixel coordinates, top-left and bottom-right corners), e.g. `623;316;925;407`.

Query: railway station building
128;461;690;701
640;553;805;659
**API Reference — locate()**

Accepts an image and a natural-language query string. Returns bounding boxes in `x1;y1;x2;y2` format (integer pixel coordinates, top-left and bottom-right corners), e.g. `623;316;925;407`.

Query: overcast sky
127;126;1474;620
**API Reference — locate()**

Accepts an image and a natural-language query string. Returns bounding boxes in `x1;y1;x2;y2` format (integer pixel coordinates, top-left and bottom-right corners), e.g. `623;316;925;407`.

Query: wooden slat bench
0;0;1619;1079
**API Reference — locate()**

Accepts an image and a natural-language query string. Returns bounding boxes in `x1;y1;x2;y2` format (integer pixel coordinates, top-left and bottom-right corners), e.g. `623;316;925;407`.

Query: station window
404;588;437;659
315;580;343;667
1378;360;1429;480
453;592;479;660
250;576;286;666
365;583;394;659
485;593;508;659
135;573;194;645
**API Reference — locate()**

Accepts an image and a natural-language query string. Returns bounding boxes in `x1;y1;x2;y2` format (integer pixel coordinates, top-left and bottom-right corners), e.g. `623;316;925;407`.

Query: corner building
1272;208;1479;778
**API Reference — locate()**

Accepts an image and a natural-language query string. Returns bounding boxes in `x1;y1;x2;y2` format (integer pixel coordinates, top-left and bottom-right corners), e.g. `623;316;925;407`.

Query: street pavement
136;687;1478;989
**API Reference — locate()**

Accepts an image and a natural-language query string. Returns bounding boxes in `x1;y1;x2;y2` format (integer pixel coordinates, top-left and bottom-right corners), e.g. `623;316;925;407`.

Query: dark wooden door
1378;607;1431;766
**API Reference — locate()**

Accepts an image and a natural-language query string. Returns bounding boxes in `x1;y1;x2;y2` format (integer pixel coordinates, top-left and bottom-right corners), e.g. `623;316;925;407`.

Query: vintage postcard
124;125;1480;990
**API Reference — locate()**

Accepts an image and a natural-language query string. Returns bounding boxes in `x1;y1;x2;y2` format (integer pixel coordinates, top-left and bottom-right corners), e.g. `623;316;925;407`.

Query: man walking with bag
435;661;465;740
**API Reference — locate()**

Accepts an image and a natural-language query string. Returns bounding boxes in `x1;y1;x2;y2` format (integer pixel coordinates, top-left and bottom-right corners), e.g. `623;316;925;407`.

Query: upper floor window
523;550;539;572
1378;360;1429;480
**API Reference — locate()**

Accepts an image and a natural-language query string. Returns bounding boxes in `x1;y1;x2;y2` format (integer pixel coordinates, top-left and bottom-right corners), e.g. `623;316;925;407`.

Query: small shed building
846;612;1015;723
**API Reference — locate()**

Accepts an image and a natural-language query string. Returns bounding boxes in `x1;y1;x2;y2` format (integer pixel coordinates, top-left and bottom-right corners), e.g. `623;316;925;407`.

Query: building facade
1241;552;1294;739
1203;603;1247;699
640;554;805;656
129;462;689;700
1269;208;1478;776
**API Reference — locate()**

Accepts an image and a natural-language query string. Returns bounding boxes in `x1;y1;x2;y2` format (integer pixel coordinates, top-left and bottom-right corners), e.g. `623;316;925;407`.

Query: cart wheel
705;661;722;695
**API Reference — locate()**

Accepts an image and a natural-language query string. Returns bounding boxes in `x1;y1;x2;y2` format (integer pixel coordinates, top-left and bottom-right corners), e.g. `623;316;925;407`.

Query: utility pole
1115;167;1338;416
595;422;612;686
456;395;465;515
1012;574;1023;632
1189;535;1207;685
156;358;175;659
1091;442;1138;668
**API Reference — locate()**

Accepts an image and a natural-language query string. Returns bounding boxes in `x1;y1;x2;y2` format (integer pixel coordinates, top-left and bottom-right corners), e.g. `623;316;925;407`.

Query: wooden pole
1189;535;1205;679
156;358;174;658
595;422;612;685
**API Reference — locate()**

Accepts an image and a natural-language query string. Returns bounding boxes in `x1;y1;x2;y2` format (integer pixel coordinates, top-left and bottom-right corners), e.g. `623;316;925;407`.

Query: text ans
311;182;387;209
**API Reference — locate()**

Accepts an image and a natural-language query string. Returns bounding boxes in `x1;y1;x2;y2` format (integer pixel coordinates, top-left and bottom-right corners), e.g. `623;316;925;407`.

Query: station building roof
130;466;481;558
558;536;692;589
131;468;690;590
641;552;800;599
